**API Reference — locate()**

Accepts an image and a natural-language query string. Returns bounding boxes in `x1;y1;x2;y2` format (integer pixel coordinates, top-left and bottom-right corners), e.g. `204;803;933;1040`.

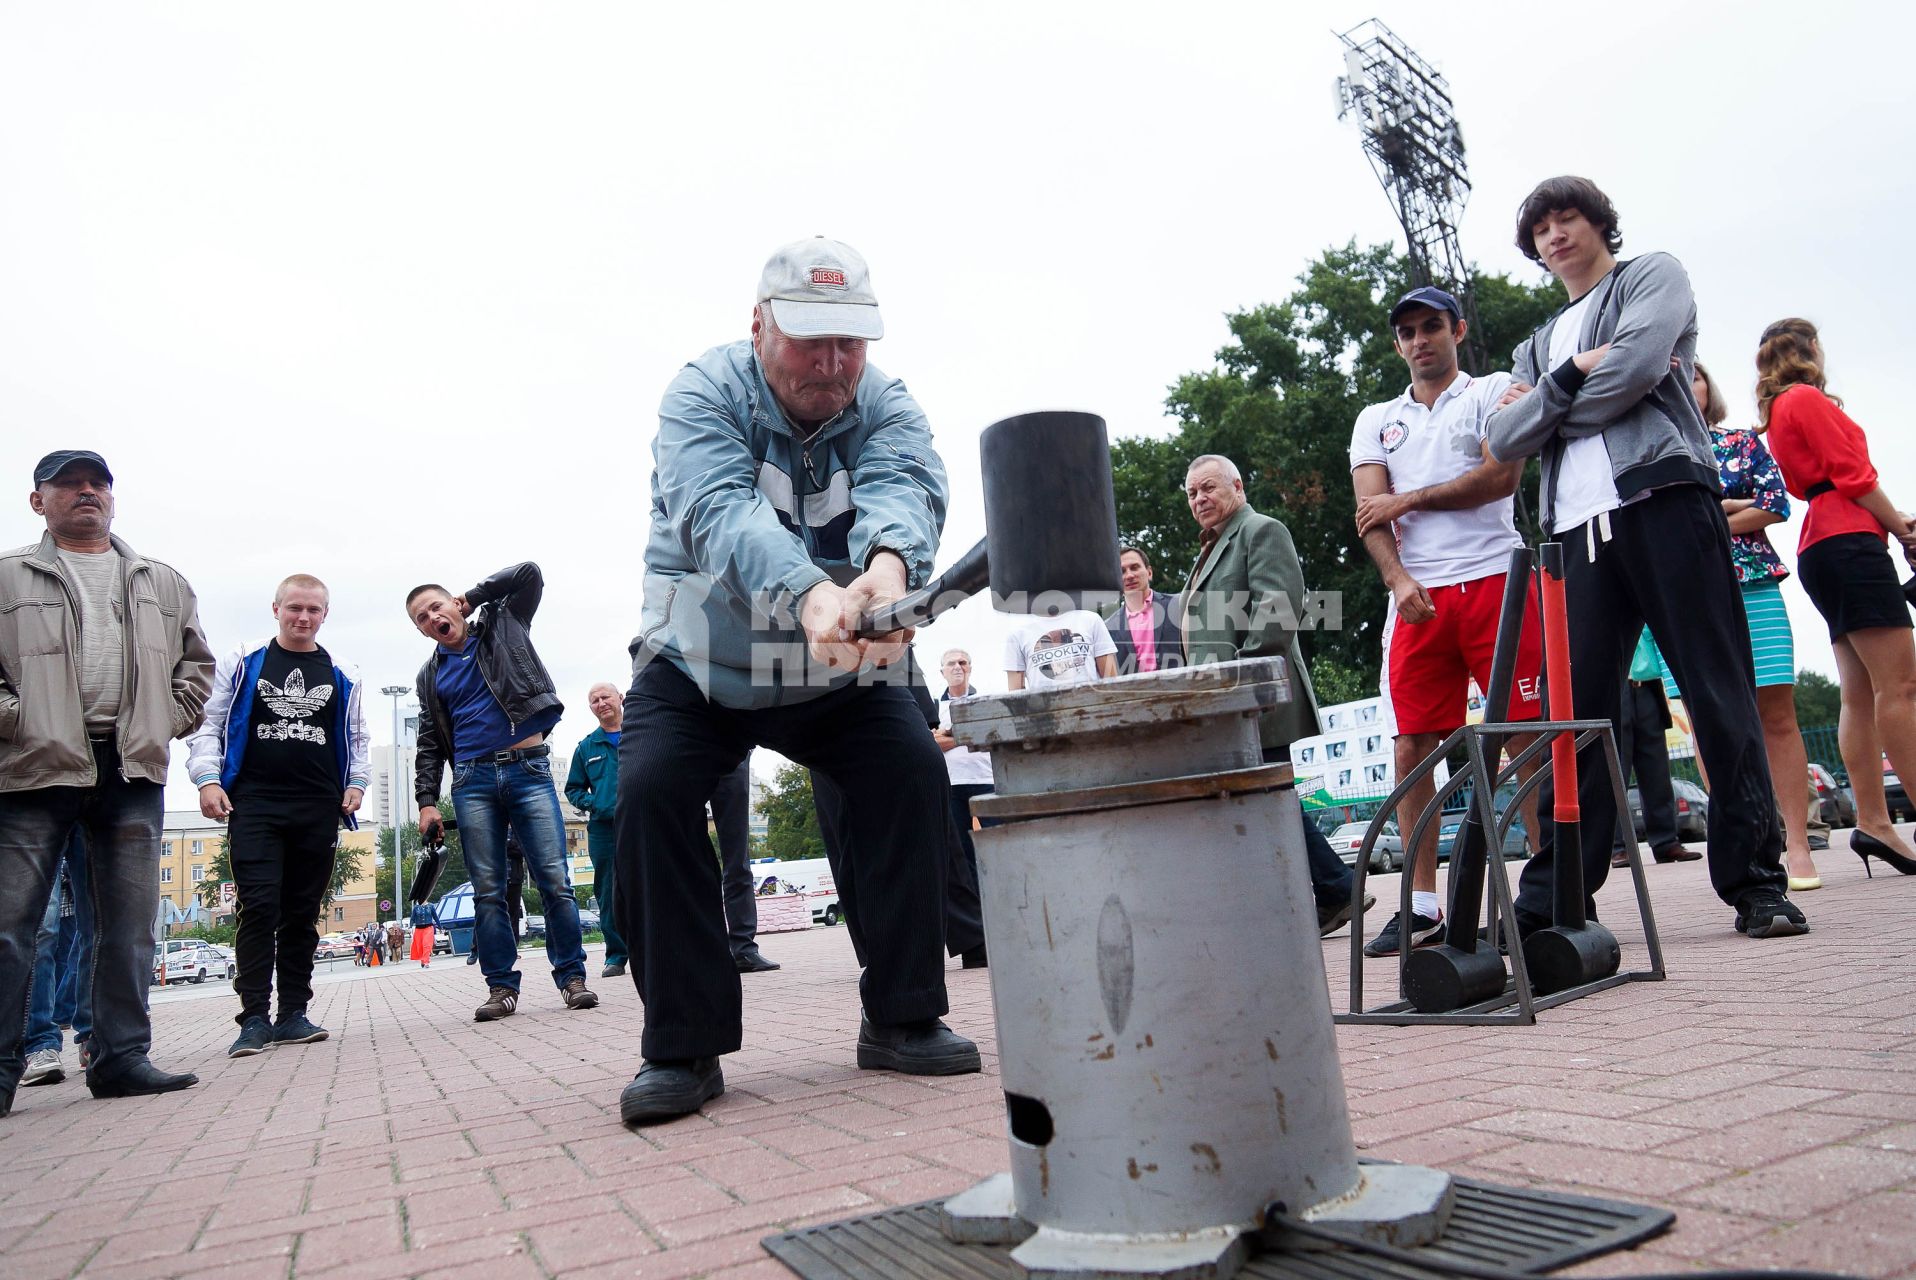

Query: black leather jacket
413;562;563;807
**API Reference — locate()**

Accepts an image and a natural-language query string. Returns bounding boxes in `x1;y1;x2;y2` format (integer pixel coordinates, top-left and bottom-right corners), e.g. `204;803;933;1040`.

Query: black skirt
1797;532;1912;639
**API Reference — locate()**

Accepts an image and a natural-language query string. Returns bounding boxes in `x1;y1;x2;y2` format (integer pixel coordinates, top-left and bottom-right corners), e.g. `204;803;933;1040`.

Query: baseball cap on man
33;450;113;486
1388;286;1463;326
757;237;883;341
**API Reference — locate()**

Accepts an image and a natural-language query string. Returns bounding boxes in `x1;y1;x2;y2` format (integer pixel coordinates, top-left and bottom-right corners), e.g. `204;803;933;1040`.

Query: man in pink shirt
1103;545;1183;677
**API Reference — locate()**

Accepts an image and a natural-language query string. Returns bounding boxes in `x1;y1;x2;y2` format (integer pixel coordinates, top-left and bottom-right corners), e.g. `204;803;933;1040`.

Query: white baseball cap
756;237;883;340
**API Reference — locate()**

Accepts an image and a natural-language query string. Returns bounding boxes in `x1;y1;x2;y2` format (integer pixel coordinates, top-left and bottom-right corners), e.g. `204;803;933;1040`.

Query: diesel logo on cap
809;267;846;288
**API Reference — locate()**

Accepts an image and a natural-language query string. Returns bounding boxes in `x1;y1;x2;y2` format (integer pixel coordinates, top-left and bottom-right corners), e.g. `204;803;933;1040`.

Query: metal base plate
762;1168;1672;1279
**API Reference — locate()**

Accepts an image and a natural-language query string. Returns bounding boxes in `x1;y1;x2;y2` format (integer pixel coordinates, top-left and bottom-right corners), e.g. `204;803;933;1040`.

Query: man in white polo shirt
1349;286;1545;958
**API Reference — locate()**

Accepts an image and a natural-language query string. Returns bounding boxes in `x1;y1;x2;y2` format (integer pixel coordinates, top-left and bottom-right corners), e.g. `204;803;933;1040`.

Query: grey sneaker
22;1048;64;1087
228;1017;275;1058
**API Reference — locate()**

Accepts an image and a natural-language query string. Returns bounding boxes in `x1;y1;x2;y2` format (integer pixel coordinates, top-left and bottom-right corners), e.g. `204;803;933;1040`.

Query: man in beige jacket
0;450;214;1116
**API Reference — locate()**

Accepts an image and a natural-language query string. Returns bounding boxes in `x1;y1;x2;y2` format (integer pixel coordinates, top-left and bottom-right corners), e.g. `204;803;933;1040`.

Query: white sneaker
22;1047;65;1087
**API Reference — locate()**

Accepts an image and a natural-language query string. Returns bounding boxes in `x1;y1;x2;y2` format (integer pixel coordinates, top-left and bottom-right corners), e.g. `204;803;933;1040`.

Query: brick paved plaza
2;834;1914;1280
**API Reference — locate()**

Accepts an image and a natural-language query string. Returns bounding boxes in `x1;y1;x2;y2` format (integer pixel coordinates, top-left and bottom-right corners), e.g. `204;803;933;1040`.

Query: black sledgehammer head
1522;922;1621;996
1405;943;1510;1014
979;411;1122;611
859;410;1121;636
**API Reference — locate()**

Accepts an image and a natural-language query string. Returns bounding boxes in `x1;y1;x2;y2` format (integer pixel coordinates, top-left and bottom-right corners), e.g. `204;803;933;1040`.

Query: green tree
1112;242;1563;692
754;762;825;861
1794;669;1842;729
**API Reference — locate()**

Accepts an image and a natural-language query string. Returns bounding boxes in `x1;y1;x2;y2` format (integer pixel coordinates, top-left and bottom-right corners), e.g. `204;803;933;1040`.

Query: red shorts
1383;571;1544;736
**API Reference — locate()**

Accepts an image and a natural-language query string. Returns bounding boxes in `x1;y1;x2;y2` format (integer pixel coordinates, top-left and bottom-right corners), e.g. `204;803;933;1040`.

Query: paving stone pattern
2;835;1913;1278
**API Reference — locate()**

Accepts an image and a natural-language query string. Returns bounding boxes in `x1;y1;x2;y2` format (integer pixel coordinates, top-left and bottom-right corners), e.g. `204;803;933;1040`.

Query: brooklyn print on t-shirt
1031;628;1095;682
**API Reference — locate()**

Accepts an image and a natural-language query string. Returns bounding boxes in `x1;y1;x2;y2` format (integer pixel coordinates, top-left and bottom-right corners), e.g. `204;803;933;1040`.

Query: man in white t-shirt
933;649;993;968
1004;611;1118;690
1350;286;1547;957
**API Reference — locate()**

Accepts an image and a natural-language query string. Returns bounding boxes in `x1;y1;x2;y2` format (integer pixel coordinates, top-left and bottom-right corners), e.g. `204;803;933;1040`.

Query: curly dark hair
1515;176;1622;264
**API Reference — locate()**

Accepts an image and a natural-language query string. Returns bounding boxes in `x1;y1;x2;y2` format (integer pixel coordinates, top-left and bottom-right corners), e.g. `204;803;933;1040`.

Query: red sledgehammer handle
1539;544;1578;824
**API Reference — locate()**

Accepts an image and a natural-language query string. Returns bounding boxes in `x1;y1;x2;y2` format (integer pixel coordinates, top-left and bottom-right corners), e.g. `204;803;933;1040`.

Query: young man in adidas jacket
1486;175;1801;941
187;574;371;1058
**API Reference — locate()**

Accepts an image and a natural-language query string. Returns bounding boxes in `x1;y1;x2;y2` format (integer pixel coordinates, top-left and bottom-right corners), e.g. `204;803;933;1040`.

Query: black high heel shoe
1851;830;1916;877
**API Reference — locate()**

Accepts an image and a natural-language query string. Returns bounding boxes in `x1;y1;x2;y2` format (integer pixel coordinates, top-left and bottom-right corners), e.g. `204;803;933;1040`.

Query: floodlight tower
1335;19;1487;374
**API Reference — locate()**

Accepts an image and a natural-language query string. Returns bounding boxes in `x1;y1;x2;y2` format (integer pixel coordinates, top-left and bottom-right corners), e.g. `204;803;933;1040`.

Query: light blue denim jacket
634;340;948;709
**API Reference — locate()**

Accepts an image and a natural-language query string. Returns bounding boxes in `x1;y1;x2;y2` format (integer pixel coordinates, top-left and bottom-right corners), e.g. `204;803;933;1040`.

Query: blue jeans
26;832;93;1055
0;742;165;1098
451;754;586;993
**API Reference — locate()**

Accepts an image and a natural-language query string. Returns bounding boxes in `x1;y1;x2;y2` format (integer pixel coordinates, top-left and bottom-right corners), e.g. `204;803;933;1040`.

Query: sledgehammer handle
1442;546;1535;952
1538;541;1587;930
855;538;990;638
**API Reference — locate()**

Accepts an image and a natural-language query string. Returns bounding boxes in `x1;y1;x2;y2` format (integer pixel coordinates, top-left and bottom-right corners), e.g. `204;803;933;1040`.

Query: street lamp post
381;684;411;922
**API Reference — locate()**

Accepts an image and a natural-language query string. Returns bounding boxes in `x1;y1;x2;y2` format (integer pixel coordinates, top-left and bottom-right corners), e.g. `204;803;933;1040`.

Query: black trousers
1614;680;1679;853
710;757;757;958
617;661;950;1060
813;772;986;968
1521;486;1785;923
229;792;339;1025
948;783;992;889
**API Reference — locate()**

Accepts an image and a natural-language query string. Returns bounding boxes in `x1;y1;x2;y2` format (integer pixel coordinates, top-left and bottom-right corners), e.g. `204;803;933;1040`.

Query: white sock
1411;891;1441;919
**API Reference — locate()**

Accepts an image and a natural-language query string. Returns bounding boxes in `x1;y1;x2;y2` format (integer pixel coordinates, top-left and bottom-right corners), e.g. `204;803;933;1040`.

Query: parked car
152;939;218;985
1809;762;1855;828
1437;813;1531;862
522;914;546;942
1327;821;1403;873
199;943;238;980
576;908;600;932
1884;757;1910;824
314;933;353;960
1627;779;1709;844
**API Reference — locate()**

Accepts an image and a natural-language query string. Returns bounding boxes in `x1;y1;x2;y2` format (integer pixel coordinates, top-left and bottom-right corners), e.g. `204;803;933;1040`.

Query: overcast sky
4;1;1911;811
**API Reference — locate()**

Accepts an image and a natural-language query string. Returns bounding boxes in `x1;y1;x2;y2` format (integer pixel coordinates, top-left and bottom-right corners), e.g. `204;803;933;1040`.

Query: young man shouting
409;564;599;1021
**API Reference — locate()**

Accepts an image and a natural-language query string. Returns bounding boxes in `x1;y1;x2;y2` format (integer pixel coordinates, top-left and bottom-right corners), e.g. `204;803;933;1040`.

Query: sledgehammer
1519;541;1620;995
857;411;1122;635
1403;547;1534;1013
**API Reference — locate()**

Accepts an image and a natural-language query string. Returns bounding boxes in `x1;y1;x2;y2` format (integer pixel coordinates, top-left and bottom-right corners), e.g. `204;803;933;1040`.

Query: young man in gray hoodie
1487;176;1804;940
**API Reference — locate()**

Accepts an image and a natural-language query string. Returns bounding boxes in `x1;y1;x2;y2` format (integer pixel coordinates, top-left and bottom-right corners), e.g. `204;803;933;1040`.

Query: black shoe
619;1057;724;1125
1317;892;1375;938
465;950;479;965
88;1061;199;1098
228;1017;275;1058
1363;910;1444;958
273;1012;328;1045
1852;829;1916;877
1735;888;1809;939
734;948;781;973
1652;843;1702;863
856;1016;981;1075
960;945;988;969
601;960;627;978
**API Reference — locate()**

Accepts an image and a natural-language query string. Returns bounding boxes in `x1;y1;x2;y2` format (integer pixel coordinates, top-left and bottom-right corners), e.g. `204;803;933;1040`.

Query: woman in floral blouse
1673;361;1820;888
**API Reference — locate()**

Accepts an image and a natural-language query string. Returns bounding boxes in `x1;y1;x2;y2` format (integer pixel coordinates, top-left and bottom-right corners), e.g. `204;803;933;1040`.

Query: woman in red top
1758;317;1916;876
